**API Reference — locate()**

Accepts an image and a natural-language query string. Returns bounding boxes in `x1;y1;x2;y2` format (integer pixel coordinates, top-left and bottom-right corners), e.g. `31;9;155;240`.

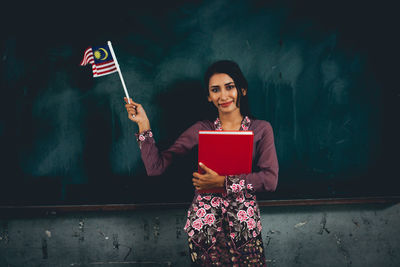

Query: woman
124;60;278;266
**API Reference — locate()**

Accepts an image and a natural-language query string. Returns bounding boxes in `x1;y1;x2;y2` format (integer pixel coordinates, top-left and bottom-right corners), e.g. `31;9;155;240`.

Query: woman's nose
221;88;229;99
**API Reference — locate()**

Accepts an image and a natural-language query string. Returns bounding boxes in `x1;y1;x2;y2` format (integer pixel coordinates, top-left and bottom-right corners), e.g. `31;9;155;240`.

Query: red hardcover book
197;131;254;193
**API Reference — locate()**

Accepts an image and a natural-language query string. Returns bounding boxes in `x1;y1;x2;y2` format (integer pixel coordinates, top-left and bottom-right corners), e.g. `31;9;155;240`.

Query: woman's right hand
124;97;151;133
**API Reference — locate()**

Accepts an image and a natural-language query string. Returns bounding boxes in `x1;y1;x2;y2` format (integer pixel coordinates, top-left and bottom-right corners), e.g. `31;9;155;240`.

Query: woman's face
208;73;246;114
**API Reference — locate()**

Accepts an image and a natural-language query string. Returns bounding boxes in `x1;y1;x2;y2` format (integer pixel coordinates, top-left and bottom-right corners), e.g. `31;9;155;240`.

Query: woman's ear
208;96;212;102
241;88;247;96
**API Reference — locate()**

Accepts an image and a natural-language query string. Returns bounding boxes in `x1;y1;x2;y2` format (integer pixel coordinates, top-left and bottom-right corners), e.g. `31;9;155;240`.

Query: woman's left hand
192;162;225;190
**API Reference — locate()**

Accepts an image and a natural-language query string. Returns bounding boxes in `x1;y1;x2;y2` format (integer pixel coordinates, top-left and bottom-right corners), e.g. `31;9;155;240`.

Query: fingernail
199;162;203;166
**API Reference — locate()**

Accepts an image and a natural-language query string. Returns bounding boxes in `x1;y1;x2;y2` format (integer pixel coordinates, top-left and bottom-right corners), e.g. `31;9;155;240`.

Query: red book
197;131;254;194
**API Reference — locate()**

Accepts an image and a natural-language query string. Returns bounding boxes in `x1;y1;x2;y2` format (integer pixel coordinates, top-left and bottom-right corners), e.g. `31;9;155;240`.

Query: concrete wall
1;203;399;267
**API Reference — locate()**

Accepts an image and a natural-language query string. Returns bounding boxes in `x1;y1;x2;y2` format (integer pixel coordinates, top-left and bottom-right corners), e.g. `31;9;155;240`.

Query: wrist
218;175;226;187
138;121;150;133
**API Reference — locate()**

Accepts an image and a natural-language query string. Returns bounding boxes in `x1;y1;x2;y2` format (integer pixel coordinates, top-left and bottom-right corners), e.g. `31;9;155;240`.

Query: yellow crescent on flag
99;48;108;60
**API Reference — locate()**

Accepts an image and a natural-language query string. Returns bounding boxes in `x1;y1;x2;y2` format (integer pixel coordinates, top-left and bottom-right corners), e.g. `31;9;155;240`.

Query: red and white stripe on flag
80;47;117;78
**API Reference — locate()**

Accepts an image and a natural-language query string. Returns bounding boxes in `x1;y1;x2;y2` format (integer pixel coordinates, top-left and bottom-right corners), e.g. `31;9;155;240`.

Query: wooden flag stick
107;41;131;104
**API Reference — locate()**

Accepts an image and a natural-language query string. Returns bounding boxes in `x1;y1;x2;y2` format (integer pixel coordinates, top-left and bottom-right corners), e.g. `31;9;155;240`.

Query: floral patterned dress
136;116;279;266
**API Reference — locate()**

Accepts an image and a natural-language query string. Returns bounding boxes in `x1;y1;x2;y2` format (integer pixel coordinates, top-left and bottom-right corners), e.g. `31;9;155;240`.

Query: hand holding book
196;130;254;193
192;162;225;191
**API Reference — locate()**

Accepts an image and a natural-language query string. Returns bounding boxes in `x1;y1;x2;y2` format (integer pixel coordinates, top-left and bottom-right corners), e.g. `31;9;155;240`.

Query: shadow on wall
154;79;214;149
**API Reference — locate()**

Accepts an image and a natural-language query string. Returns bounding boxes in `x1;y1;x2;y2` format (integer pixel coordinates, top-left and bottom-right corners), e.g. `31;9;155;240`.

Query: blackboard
1;0;399;205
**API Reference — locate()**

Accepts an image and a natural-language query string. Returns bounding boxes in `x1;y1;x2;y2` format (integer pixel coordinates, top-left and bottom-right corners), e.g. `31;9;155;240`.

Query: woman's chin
218;107;238;114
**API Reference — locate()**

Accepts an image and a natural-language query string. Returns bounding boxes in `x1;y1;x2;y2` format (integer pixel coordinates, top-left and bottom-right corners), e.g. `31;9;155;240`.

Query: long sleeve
137;121;207;176
226;121;279;194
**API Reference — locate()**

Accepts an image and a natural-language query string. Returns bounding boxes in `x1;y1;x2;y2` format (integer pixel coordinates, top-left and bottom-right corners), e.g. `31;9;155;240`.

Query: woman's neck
218;110;243;131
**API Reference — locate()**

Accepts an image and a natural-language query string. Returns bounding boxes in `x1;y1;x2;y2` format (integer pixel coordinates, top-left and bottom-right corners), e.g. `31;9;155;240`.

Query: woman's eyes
210;85;235;93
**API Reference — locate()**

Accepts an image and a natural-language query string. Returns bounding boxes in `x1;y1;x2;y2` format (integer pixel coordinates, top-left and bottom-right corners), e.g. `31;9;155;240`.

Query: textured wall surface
1;203;399;266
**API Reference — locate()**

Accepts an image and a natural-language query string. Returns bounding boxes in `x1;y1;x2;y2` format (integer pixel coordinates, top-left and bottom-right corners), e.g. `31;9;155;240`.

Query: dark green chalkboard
1;0;399;205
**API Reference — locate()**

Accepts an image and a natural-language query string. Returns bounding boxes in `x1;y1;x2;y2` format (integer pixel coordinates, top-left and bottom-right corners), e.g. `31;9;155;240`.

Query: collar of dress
213;116;251;131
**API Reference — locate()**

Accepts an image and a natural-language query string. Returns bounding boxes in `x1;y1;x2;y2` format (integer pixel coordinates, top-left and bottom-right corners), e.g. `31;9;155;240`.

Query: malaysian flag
80;45;117;77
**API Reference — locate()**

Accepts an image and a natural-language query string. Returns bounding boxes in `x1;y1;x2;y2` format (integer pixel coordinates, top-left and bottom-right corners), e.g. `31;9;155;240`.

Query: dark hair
203;60;252;118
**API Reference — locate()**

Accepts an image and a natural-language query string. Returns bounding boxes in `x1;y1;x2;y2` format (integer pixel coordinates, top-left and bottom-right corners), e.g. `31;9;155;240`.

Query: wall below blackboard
1;203;399;266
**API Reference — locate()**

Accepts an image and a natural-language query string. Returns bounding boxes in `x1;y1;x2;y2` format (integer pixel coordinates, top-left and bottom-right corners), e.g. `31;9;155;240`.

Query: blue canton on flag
80;45;117;77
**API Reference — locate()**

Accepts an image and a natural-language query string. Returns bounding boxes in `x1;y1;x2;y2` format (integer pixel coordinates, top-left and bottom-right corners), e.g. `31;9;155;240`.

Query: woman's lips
220;101;233;107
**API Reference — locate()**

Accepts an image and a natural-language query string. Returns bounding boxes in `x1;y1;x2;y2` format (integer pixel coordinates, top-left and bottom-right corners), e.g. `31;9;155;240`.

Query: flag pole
107;41;131;104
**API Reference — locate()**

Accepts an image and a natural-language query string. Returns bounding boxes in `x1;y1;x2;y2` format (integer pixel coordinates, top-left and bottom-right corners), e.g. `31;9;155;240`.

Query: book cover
197;131;254;193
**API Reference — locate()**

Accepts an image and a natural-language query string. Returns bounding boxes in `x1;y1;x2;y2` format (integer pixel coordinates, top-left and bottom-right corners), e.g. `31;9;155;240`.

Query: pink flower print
148;131;153;138
193;206;198;211
230;183;242;193
257;221;262;231
211;197;220;207
192;218;204;231
247;206;255;217
237;210;249;222
138;135;145;141
199;201;204;207
230;233;236;239
187;210;191;217
242;126;249;131
245;116;250;123
212;237;216;243
250;201;255;206
223;200;229;207
247;184;253;190
217;227;222;232
203;195;211;201
244;202;250;207
229;221;233;227
215;118;223;131
253;231;257;237
203;214;215;226
236;192;245;203
239;180;245;187
222;192;227;197
247;218;256;230
254;206;257;212
222;207;226;214
245;192;252;198
188;230;194;237
196;208;206;218
204;204;211;210
197;195;202;201
184;219;190;230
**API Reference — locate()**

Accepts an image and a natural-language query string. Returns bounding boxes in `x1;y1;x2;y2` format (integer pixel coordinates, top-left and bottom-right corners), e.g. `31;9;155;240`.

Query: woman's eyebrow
225;82;235;86
210;85;220;88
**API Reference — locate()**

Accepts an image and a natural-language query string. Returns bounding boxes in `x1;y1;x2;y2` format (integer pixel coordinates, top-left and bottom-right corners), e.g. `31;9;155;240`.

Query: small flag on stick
80;45;117;77
80;41;132;104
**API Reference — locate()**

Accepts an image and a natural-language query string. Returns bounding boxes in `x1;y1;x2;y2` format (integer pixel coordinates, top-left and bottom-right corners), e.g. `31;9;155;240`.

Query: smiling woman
204;60;251;123
207;73;244;117
124;60;278;266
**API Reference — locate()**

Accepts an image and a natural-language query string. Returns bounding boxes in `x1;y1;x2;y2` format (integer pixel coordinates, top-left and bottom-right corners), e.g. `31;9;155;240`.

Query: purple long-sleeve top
136;116;278;250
